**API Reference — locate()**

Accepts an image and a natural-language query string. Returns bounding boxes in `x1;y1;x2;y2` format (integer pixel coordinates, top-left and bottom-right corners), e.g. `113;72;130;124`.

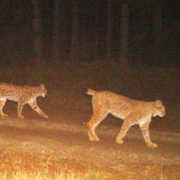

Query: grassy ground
0;128;179;180
0;122;179;180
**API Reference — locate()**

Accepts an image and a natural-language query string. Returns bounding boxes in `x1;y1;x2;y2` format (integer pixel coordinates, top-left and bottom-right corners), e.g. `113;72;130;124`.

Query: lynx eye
158;107;164;111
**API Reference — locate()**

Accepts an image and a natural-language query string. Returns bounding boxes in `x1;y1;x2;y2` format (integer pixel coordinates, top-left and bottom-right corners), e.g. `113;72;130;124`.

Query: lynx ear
40;84;45;89
154;100;162;108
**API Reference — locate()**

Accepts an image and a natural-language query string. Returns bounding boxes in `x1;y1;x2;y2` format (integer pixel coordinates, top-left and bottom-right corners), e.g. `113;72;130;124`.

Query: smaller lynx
86;89;166;148
0;83;48;119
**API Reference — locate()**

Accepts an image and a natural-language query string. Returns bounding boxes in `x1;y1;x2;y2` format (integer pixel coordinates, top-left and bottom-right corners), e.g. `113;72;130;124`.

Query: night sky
0;0;180;66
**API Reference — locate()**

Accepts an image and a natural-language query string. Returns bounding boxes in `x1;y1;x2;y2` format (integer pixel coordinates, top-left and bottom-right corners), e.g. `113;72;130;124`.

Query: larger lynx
86;89;166;148
0;83;48;119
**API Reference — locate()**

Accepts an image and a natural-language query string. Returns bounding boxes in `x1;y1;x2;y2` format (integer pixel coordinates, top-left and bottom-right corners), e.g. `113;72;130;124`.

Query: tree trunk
136;8;148;64
52;0;61;63
70;0;78;61
81;3;86;60
120;3;129;63
154;6;163;64
94;0;100;61
107;0;113;61
32;0;43;66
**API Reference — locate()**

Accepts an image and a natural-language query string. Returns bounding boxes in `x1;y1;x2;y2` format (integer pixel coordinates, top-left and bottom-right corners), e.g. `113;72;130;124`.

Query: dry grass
0;152;179;180
0;138;179;180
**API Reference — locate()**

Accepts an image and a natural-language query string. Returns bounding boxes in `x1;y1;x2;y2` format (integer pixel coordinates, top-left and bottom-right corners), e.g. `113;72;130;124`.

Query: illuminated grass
0;170;105;180
0;147;179;180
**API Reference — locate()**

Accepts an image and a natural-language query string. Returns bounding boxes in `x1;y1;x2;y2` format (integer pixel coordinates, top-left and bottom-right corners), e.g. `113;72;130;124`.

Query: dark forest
1;0;179;66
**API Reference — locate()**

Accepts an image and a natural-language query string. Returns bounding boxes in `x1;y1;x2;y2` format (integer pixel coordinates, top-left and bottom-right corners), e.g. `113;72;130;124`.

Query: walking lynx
86;89;166;147
0;83;48;119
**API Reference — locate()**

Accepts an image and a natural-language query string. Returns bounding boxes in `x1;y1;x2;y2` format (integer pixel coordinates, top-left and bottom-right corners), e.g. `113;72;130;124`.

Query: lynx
0;83;48;119
86;89;166;147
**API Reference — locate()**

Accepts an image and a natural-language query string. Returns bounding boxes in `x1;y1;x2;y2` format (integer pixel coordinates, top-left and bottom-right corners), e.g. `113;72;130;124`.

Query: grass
0;139;107;180
0;170;106;180
0;149;106;180
0;143;179;180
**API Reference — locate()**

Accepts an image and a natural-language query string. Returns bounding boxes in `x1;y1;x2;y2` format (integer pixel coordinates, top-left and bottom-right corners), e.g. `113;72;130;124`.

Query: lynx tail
86;89;97;95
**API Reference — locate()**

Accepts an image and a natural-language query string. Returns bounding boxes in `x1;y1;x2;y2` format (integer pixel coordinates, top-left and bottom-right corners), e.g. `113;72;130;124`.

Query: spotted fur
0;83;48;119
86;89;166;147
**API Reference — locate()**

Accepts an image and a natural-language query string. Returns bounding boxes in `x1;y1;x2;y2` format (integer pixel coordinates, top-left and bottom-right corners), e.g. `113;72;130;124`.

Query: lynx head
40;84;47;97
152;100;166;117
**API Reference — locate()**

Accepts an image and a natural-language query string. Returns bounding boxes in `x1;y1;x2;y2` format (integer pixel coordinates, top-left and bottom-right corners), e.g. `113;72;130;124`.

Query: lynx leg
0;100;8;117
116;120;131;144
139;122;157;148
29;100;48;118
87;110;108;141
17;102;24;118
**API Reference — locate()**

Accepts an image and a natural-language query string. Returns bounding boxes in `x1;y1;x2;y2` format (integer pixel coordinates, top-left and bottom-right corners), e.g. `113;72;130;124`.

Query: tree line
2;0;178;66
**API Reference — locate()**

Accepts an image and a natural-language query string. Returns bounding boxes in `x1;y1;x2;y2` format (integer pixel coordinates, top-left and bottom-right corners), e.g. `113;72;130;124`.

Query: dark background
0;0;180;67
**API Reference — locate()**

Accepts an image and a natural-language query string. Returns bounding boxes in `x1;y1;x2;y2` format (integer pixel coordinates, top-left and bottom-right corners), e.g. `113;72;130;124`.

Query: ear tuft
154;100;162;107
40;84;45;89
